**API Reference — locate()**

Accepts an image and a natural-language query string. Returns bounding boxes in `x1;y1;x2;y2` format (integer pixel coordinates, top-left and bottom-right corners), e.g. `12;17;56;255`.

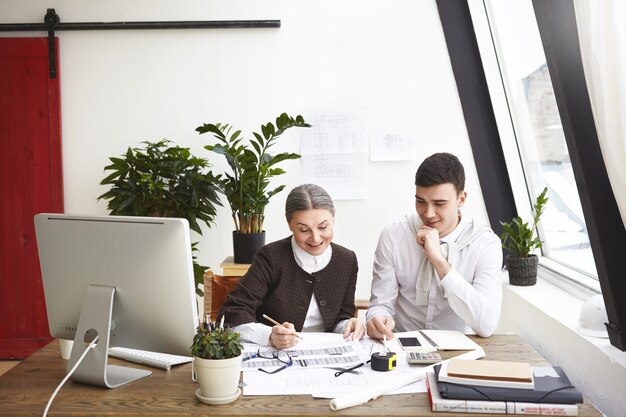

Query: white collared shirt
366;215;503;337
233;236;347;345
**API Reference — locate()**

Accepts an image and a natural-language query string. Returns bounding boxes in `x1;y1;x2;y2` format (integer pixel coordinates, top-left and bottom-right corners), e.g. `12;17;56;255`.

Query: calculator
407;351;442;364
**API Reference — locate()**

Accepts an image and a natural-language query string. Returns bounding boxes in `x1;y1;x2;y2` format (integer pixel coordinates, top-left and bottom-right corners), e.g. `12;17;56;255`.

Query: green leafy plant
500;187;549;258
190;325;243;359
98;139;222;296
196;113;311;234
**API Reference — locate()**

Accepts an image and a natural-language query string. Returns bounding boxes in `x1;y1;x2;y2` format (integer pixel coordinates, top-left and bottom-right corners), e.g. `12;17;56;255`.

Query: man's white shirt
366;215;503;337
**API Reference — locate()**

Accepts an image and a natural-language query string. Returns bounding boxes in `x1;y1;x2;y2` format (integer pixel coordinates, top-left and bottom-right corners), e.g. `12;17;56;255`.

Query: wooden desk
0;336;601;417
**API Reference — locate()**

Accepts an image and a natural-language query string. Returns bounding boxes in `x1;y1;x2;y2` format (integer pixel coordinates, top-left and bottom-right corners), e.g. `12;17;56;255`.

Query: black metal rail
0;19;281;31
0;9;281;77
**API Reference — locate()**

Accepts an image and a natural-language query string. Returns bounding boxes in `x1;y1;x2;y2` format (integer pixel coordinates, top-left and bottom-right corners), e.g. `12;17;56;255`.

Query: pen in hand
262;314;303;340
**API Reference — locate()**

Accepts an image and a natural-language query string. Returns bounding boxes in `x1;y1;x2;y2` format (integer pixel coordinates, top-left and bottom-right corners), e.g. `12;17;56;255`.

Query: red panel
0;38;63;358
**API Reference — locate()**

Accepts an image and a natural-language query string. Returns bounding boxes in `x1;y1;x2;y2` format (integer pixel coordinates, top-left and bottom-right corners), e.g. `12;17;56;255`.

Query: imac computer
34;213;199;388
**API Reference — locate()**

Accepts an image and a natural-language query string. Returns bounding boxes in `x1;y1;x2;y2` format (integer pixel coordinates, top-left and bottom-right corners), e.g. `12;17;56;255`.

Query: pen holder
371;352;396;371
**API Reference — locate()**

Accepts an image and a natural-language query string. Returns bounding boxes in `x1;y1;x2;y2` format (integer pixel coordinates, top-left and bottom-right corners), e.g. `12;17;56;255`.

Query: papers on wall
370;131;418;161
300;107;369;200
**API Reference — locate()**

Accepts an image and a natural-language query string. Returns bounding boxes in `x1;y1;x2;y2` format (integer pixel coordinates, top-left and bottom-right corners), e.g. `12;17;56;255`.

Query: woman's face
288;208;335;256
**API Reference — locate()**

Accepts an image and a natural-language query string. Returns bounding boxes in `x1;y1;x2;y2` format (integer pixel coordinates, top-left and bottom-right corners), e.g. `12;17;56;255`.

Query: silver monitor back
34;214;199;357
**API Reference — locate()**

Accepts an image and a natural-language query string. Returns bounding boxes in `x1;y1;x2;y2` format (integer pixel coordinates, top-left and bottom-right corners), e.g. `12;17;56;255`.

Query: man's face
415;183;466;237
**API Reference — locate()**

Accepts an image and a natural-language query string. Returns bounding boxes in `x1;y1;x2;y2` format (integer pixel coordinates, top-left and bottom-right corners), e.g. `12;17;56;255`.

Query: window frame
437;0;626;351
465;0;600;293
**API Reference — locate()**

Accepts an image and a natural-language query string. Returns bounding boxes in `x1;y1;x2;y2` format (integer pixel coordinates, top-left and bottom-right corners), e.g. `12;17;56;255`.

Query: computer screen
34;213;199;388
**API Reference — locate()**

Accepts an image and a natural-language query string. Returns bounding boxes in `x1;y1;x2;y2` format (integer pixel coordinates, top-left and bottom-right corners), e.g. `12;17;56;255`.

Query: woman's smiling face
288;208;335;256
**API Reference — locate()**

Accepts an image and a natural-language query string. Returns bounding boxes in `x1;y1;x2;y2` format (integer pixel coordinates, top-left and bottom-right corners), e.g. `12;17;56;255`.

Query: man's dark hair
414;152;465;194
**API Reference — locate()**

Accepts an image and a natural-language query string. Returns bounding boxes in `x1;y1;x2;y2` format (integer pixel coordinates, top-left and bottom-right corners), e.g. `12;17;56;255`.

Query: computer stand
67;285;151;388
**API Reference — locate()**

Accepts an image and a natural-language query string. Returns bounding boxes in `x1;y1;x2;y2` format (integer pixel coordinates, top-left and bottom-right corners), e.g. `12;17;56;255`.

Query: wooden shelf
219;256;251;277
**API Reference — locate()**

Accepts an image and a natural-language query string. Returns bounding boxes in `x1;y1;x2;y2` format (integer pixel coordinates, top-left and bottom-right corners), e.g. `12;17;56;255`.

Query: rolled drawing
328;348;485;411
329;369;425;411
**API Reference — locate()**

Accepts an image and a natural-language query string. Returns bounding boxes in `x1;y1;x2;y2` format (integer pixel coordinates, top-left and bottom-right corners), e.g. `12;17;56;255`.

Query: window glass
484;0;597;278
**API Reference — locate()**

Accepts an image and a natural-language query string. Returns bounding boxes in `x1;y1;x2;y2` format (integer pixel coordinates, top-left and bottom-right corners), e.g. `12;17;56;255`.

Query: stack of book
426;359;583;415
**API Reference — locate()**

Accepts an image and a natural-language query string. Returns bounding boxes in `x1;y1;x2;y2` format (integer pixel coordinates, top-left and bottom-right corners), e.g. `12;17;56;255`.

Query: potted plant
196;113;311;263
190;324;243;403
98;139;222;297
500;187;549;286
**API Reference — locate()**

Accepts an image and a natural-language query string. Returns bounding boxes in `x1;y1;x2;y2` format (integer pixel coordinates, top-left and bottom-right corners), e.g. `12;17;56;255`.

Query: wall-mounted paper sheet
300;108;369;200
370;131;418;161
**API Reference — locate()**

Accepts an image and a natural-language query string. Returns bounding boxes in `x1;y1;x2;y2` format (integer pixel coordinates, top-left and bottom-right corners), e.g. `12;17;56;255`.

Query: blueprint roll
328;348;486;411
329;369;426;411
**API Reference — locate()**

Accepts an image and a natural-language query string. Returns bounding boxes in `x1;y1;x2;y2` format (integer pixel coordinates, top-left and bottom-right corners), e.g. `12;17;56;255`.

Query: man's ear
458;191;467;207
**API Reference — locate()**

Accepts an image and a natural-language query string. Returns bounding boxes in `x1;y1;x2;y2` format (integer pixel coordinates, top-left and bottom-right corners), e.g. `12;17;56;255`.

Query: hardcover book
438;360;535;390
447;358;533;382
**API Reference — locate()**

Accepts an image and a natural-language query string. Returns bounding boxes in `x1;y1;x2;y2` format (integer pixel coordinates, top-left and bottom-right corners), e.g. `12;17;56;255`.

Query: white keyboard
108;346;192;371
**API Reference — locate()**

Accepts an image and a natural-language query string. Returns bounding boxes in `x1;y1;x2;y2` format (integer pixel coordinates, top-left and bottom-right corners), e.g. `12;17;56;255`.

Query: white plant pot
194;354;242;400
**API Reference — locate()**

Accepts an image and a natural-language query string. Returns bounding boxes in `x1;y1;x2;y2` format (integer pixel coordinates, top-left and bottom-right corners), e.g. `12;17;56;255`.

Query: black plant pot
506;254;538;286
232;231;266;264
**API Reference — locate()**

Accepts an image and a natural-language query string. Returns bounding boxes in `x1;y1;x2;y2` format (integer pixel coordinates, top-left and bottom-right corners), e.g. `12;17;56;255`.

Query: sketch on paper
300;108;369;200
370;131;418;161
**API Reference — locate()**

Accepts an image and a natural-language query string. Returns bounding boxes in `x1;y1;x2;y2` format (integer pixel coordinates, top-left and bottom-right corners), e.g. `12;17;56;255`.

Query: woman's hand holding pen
269;321;300;349
343;318;366;341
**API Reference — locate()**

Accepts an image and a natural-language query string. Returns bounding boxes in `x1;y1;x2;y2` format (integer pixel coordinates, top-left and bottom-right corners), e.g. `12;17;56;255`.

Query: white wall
1;0;489;300
498;275;626;417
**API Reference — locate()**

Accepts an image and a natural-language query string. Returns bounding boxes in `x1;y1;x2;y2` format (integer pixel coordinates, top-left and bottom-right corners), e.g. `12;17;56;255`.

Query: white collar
290;235;333;272
440;213;470;243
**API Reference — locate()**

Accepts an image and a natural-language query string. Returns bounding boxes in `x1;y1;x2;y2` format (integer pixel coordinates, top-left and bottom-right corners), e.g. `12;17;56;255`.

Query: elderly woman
219;183;365;349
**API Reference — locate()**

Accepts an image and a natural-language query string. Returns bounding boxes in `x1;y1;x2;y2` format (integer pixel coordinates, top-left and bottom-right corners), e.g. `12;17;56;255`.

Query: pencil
262;314;304;340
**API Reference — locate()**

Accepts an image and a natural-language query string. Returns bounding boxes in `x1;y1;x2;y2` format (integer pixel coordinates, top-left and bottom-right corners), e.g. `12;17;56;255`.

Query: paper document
328;348;486;410
241;332;486;401
417;330;482;351
241;333;366;372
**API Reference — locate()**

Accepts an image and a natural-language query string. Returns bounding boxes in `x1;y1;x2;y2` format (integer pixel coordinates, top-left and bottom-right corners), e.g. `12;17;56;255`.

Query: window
481;0;597;279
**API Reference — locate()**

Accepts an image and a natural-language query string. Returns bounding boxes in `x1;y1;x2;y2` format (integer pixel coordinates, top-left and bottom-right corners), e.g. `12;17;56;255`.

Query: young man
366;152;502;339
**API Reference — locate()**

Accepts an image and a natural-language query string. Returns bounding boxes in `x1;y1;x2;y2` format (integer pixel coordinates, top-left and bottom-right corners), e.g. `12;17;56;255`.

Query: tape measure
370;352;397;371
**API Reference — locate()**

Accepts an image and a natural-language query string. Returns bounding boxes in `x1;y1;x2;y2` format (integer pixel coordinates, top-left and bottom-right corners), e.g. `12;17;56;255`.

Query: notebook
438;359;534;389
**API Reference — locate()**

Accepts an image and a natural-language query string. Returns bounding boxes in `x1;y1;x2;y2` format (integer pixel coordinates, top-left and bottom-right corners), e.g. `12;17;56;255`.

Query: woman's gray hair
285;184;335;222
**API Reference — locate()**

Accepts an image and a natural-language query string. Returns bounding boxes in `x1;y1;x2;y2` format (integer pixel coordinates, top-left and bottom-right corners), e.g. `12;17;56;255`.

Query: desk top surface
0;335;601;417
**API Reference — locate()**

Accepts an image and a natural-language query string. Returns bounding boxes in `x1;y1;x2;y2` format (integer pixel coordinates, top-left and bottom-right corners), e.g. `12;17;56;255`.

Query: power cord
42;335;100;417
